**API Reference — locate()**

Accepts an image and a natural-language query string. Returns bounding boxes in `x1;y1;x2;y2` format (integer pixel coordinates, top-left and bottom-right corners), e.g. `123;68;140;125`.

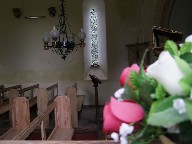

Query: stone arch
153;0;176;28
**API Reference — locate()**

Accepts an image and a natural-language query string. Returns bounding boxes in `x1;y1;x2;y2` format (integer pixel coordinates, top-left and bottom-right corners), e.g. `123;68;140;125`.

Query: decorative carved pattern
90;9;99;66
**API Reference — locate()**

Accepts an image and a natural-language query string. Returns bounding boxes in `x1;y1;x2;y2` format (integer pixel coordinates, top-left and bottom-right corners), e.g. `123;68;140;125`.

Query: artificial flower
173;98;186;114
119;123;134;137
103;36;192;143
120;136;128;144
111;132;119;142
185;34;192;42
103;97;145;133
119;64;140;87
146;51;185;96
114;88;124;101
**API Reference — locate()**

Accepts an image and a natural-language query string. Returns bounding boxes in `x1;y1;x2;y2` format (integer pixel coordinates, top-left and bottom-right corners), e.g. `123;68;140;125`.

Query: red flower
103;97;145;133
119;64;140;87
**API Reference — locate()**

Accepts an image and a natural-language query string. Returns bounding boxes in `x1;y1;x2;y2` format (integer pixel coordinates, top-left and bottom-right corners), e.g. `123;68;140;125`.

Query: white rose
146;51;184;96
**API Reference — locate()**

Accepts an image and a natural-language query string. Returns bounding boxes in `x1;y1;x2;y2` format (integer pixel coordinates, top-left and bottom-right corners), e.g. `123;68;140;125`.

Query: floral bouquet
103;35;192;144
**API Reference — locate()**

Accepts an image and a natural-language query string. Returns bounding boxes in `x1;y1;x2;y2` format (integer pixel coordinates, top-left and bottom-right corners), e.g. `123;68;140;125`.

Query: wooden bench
0;85;21;104
65;83;85;128
0;95;73;140
0;141;117;144
0;82;73;141
47;96;73;140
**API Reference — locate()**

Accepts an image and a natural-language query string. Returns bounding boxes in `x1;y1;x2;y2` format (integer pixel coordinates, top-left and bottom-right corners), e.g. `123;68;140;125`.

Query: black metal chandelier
42;0;86;60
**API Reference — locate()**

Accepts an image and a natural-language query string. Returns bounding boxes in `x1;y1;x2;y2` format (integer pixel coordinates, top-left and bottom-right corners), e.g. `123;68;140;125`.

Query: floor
0;105;105;140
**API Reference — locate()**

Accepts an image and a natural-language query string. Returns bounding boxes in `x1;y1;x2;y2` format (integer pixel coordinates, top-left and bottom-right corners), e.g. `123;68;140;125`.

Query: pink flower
119;64;140;87
103;97;145;134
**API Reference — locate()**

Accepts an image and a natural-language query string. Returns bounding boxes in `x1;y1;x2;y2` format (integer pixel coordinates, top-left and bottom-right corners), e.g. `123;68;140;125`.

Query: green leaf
150;96;177;113
179;42;192;55
185;99;192;121
147;96;190;126
179;80;191;96
175;56;192;76
129;71;140;89
180;53;192;64
139;82;155;106
139;49;149;71
124;83;138;101
147;107;189;126
131;125;163;144
164;40;179;56
155;84;167;100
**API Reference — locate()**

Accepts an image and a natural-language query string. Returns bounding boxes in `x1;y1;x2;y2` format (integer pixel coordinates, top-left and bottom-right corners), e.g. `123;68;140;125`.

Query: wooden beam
0;141;117;144
0;84;21;94
0;103;12;114
46;83;58;95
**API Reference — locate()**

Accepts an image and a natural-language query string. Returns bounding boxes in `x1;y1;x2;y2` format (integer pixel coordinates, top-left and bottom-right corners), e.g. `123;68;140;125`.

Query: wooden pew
37;83;58;128
0;141;117;144
0;85;21;104
0;97;30;140
0;84;39;132
0;95;73;140
65;83;85;128
46;83;58;102
47;96;73;140
0;83;57;124
0;88;49;140
0;84;60;140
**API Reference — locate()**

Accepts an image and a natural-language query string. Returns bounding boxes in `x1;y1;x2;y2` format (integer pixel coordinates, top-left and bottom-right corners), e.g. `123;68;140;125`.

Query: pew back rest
0;85;21;98
46;83;58;101
19;84;39;99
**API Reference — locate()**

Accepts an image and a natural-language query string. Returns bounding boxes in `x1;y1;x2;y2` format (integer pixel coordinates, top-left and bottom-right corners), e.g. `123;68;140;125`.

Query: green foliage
129;71;140;89
175;55;192;76
179;42;192;55
147;96;189;126
179;80;191;96
180;52;192;64
185;99;192;121
164;40;179;56
131;125;163;144
124;83;138;101
155;84;166;100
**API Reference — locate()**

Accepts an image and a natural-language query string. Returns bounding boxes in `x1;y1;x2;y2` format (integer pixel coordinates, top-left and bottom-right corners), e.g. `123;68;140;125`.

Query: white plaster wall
0;0;158;105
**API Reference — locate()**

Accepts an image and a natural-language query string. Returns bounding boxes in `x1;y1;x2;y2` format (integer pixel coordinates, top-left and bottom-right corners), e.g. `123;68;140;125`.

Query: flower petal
103;103;124;133
119;64;140;87
110;97;145;123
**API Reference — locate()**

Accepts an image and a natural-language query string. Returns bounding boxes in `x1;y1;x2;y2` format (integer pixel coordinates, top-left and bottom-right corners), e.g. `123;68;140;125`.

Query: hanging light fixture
42;0;86;60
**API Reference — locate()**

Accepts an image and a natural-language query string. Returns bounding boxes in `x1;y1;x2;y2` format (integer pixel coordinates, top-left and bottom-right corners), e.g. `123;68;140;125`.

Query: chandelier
42;0;86;60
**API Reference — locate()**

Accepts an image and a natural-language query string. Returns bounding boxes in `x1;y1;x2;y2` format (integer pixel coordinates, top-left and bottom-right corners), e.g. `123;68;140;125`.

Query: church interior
0;0;192;143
